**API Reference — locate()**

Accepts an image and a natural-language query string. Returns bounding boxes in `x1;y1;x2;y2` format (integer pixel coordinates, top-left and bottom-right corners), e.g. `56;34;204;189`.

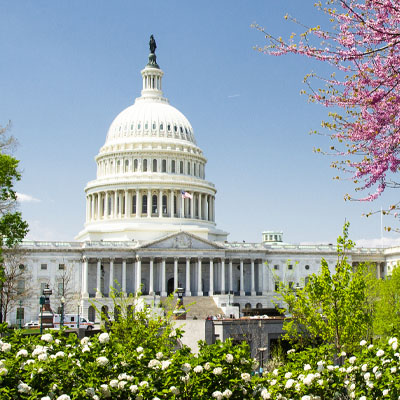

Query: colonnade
81;256;269;298
86;189;215;222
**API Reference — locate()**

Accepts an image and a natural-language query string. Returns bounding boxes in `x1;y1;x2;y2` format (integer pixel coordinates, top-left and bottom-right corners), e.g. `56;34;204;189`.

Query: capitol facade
7;39;400;325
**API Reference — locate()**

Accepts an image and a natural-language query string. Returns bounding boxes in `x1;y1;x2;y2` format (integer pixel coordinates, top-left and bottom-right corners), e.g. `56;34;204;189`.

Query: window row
98;158;205;178
116;121;194;142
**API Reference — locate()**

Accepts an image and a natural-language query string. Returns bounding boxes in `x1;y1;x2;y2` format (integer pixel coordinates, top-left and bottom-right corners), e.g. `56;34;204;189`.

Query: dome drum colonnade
81;255;269;298
86;190;215;222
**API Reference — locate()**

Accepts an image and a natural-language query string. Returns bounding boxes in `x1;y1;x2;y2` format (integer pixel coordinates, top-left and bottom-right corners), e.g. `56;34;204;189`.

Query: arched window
152;195;158;214
245;303;251;309
124;159;129;173
160;123;164;131
187;162;191;175
162;159;167;172
162;195;167;214
143;159;148;172
171;160;176;173
142;195;147;214
256;303;263;309
132;195;136;214
133;159;138;172
180;161;184;174
194;163;197;176
152;159;157;172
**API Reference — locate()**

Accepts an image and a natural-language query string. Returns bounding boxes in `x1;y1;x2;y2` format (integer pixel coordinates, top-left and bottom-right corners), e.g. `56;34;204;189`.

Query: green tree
277;223;374;355
0;122;29;323
373;264;400;339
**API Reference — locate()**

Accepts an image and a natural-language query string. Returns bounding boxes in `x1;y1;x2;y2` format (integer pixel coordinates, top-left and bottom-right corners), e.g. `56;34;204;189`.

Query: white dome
105;98;196;146
77;47;228;243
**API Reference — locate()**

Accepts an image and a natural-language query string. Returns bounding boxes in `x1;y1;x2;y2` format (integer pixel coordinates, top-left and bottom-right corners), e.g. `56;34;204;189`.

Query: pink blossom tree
254;1;400;218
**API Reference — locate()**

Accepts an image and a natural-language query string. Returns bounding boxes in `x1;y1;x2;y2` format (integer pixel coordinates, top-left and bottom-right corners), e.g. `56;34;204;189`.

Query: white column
147;190;151;217
170;190;174;218
161;258;167;296
251;259;256;296
122;259;127;294
124;190;128;218
105;191;109;219
136;256;141;293
109;258;114;296
198;193;202;219
82;257;89;298
240;259;245;296
114;191;118;218
190;193;194;219
229;259;233;294
149;258;154;295
221;259;225;294
262;259;268;295
209;259;214;296
197;258;203;296
97;193;101;220
159;190;163;218
185;257;191;296
136;189;140;217
174;257;178;294
96;259;102;298
178;193;183;218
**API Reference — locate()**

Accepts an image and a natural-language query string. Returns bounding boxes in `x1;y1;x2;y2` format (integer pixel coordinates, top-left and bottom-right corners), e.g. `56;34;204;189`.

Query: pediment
141;232;224;250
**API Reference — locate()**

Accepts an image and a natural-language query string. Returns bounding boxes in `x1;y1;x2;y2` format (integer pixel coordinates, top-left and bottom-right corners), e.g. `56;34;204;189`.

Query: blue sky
1;1;399;246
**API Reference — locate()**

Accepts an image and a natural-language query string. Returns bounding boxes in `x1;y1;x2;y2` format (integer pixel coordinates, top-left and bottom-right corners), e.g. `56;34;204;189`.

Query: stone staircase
160;296;224;320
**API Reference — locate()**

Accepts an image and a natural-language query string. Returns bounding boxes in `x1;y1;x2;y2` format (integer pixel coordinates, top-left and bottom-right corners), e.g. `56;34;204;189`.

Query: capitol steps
160;296;224;320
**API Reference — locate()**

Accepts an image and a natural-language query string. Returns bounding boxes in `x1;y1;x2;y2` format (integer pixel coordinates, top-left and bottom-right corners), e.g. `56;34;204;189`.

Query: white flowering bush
0;295;256;400
256;338;400;399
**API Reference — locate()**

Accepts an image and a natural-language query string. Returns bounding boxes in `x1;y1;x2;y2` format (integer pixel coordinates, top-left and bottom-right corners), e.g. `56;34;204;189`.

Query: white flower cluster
98;332;110;344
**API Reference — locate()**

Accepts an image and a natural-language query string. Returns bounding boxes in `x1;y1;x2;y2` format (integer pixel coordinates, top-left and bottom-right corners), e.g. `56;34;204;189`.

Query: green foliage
0;294;257;400
258;337;400;399
374;265;400;338
277;222;373;354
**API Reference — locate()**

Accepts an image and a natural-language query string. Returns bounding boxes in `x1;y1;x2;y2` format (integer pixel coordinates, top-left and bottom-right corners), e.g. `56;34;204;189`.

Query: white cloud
354;237;400;248
16;192;41;203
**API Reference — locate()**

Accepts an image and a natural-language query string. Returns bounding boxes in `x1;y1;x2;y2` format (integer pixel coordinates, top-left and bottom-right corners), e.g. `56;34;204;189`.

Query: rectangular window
16;307;24;320
288;264;293;270
289;281;294;289
41;264;47;270
58;282;64;296
40;282;47;295
274;282;279;291
17;279;25;295
59;264;65;270
274;265;279;270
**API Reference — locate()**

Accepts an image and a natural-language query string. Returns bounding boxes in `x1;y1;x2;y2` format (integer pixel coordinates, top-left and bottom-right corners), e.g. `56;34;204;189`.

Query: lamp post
77;305;80;329
173;288;186;320
60;296;65;329
258;347;267;374
18;299;23;329
39;295;45;334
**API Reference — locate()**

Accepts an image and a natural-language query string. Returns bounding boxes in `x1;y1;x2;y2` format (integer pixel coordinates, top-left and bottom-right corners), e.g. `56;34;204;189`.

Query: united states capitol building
8;38;400;326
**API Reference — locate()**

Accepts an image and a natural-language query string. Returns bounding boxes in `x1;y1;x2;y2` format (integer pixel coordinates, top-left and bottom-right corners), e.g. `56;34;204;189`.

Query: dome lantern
141;35;164;100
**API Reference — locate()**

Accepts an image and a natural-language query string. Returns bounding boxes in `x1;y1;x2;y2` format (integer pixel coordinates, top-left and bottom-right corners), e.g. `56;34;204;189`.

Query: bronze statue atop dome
149;35;157;54
147;34;159;69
